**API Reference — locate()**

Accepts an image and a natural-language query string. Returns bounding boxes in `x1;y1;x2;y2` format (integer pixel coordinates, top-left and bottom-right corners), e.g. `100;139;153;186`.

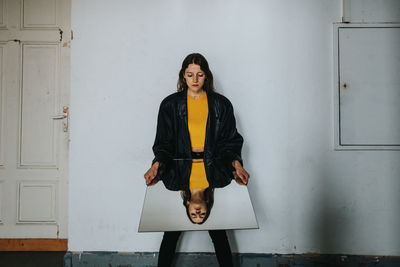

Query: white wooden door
0;0;70;238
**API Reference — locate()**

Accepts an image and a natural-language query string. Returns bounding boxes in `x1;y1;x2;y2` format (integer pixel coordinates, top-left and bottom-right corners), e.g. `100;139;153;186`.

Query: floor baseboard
0;251;65;267
64;252;400;267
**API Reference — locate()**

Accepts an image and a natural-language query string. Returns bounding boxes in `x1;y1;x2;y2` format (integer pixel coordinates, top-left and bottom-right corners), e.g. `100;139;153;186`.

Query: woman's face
188;201;207;224
184;63;206;93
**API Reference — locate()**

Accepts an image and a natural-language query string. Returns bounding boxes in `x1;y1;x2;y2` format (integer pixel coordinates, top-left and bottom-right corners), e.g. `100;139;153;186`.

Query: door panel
20;44;58;167
18;182;57;222
0;43;4;166
0;0;6;29
23;0;58;28
0;181;3;223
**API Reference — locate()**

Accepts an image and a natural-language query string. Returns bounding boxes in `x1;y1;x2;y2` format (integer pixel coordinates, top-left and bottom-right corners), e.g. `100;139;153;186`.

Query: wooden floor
0;239;68;251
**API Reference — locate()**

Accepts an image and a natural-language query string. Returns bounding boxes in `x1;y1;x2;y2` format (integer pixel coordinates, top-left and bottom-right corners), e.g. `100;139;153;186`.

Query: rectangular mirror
138;182;258;232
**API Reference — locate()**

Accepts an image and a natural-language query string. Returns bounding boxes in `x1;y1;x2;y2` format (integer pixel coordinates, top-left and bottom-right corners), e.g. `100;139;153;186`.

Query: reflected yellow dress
187;92;210;190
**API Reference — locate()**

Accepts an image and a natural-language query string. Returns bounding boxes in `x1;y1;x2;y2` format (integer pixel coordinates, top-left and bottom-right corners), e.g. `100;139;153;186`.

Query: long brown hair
181;188;214;224
177;53;215;93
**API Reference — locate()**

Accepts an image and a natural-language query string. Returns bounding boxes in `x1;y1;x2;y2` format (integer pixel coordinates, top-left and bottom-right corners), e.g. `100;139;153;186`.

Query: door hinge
71;30;74;40
59;28;63;42
7;39;21;43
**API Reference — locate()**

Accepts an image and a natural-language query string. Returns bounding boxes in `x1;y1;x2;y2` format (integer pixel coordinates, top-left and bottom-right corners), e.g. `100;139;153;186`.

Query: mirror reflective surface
138;182;258;232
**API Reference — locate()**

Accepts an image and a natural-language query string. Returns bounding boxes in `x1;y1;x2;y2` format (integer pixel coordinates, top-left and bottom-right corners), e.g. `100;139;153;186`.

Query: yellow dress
187;92;210;190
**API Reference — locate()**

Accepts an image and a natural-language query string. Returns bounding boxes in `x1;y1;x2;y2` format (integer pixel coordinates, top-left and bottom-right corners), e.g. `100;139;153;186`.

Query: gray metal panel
335;25;400;149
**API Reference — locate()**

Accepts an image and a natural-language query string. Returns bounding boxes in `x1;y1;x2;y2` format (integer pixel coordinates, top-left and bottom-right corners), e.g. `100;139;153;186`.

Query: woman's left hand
232;160;250;185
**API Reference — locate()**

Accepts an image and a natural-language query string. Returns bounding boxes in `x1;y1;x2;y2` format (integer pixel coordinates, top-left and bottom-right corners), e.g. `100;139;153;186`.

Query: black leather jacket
152;89;243;191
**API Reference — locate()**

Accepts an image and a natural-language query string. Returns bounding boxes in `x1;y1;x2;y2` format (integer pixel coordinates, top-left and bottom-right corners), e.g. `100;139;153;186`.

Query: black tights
157;230;233;267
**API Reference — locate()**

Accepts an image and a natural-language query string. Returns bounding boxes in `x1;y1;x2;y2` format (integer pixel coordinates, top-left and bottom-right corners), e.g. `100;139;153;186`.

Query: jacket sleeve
152;101;174;166
217;100;244;168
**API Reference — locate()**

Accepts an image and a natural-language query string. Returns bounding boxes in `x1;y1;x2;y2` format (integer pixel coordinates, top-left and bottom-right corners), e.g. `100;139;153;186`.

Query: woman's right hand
144;162;160;186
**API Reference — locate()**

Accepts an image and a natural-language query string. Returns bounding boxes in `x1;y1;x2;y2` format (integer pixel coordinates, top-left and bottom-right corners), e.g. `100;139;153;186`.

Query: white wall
343;0;400;22
69;0;400;255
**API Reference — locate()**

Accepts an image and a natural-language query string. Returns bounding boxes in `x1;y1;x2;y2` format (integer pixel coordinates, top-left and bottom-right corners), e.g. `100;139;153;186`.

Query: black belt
191;151;204;159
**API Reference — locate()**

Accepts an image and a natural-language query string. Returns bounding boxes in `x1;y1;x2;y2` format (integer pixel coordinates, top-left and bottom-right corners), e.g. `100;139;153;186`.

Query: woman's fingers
144;168;158;185
233;172;243;185
147;169;160;186
145;176;152;185
146;176;155;185
237;169;249;185
233;170;247;186
235;177;245;185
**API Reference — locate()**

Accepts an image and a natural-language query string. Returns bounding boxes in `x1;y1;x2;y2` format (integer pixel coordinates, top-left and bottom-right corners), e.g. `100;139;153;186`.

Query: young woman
144;53;250;267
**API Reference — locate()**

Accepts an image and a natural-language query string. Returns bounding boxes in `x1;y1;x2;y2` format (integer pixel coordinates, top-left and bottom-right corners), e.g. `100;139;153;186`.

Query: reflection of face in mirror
181;188;214;224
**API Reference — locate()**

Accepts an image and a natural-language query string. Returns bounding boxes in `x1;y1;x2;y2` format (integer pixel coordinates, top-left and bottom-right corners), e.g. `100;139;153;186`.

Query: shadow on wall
312;160;353;254
312;155;400;256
